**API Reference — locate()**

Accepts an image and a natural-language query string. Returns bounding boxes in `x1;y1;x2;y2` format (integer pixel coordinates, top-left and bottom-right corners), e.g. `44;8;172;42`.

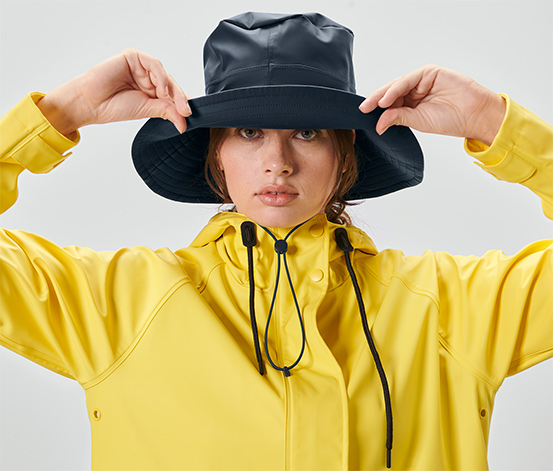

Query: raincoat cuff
465;94;540;184
4;92;80;174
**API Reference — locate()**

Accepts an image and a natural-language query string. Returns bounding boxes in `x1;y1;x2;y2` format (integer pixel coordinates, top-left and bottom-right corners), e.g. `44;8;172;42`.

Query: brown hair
205;128;357;225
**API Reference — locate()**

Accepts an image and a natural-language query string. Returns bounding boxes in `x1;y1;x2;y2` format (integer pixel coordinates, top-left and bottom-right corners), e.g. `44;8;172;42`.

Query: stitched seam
509;347;553;371
205;64;353;89
195;258;225;293
6;119;50;163
0;332;73;378
199;91;353;108
200;102;350;117
198;254;273;293
267;24;273;85
197;109;358;127
82;279;191;389
438;334;500;390
358;261;441;311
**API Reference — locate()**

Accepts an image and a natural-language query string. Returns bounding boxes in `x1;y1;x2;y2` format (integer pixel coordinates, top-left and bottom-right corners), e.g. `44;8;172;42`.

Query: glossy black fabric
204;13;356;94
132;11;424;204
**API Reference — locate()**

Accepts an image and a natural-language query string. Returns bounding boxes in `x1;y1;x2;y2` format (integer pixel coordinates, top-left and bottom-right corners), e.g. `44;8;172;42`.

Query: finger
130;64;157;99
375;106;419;135
126;50;190;118
142;98;188;134
167;75;192;116
138;54;170;99
123;48;171;99
377;70;425;109
380;65;441;110
359;78;401;113
359;89;386;113
388;96;405;108
122;49;158;98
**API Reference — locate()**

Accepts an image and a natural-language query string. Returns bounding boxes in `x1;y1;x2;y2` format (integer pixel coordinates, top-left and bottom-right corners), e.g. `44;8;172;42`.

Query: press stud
274;239;288;254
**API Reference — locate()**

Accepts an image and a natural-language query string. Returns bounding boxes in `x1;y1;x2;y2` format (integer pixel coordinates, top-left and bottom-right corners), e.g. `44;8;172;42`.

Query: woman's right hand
37;48;191;136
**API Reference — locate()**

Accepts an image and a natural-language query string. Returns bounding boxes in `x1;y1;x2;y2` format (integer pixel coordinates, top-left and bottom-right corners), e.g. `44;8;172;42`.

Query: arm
360;64;552;219
361;65;553;380
0;48;191;214
0;49;192;382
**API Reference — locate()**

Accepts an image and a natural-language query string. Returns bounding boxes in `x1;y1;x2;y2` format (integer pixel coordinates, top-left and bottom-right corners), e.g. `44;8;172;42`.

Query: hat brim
132;85;423;203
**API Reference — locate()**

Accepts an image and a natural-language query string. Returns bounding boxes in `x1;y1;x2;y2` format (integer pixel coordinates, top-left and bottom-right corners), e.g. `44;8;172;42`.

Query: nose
262;134;294;176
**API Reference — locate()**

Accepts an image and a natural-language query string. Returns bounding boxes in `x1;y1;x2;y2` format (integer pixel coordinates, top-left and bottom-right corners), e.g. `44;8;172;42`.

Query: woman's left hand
359;64;506;146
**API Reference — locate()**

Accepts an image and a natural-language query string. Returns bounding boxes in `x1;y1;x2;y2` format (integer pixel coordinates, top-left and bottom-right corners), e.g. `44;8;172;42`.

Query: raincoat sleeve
465;93;553;219
0;94;187;384
0;92;79;214
437;94;553;388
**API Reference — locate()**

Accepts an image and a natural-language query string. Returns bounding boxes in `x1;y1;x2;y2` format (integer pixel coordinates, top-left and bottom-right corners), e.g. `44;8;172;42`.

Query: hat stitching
267;23;274;85
190;111;363;127
194;88;360;104
273;64;353;88
190;98;362;116
205;64;354;90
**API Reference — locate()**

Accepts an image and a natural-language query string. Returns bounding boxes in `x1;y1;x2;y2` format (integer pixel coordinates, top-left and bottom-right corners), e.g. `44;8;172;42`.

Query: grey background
0;0;552;469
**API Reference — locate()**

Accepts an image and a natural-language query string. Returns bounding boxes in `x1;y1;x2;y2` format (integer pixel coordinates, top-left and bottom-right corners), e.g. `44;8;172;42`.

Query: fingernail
165;85;170;96
186;102;192;115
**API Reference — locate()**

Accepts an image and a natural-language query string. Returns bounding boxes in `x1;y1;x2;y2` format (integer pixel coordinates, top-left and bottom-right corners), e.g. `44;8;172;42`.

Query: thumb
142;97;187;133
376;107;418;135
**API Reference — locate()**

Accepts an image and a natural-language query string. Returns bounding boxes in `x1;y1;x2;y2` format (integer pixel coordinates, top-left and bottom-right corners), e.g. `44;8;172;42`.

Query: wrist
470;93;507;147
36;77;90;137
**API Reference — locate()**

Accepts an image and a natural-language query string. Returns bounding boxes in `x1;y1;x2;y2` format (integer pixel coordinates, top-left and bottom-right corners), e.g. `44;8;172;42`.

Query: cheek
312;154;339;190
219;155;254;205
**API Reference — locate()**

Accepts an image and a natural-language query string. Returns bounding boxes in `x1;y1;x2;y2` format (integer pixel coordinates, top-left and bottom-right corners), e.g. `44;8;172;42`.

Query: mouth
256;185;299;206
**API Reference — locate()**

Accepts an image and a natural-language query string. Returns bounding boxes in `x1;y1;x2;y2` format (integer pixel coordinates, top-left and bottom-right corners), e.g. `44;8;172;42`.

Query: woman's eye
238;128;259;139
297;129;318;140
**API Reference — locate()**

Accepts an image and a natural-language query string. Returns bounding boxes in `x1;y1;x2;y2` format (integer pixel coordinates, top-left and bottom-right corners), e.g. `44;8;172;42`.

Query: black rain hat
132;12;424;203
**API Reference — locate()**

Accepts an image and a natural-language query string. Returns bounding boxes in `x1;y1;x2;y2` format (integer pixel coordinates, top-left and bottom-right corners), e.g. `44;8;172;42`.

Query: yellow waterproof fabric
0;92;552;470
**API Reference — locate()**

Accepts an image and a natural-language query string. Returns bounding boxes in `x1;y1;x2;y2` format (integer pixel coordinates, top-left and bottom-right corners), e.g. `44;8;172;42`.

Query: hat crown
203;12;356;94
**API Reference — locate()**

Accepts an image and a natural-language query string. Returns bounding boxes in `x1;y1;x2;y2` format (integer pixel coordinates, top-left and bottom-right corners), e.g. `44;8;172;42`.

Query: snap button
310;269;324;282
274;239;288;254
92;409;102;421
310;224;324;238
479;408;488;418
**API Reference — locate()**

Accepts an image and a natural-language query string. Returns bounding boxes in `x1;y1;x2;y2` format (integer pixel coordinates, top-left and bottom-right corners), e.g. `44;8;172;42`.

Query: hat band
205;64;356;94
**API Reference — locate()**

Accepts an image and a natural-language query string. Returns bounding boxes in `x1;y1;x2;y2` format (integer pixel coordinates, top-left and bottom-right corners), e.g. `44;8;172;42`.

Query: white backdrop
0;0;552;469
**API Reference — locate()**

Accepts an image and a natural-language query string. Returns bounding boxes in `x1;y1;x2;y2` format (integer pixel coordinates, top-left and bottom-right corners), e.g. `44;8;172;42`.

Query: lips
256;185;299;206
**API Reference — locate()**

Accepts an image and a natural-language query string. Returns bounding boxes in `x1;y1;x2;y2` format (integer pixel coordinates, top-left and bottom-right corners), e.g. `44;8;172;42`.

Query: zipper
284;373;292;471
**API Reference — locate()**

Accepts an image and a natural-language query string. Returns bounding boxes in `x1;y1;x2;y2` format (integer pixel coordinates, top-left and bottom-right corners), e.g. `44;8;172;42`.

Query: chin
244;208;318;229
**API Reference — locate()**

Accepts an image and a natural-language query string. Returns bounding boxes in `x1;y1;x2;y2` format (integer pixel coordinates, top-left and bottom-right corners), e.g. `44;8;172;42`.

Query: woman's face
218;128;339;228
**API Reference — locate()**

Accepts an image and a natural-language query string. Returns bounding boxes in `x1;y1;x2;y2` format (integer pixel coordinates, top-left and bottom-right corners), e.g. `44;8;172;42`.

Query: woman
1;11;551;471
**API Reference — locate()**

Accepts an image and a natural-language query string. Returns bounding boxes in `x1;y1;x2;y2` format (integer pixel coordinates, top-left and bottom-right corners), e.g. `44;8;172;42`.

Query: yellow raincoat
0;92;552;470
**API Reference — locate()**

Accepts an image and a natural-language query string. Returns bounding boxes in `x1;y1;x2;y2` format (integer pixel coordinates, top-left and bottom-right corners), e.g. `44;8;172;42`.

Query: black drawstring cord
335;228;394;469
260;221;309;377
240;222;265;375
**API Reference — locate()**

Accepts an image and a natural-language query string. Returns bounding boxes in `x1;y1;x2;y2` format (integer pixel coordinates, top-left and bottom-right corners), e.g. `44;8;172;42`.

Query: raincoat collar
190;211;379;260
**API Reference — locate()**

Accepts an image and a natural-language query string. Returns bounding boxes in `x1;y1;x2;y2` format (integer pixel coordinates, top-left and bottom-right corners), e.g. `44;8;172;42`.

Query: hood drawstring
240;220;309;378
335;228;393;469
240;222;265;375
259;221;308;377
239;221;393;469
